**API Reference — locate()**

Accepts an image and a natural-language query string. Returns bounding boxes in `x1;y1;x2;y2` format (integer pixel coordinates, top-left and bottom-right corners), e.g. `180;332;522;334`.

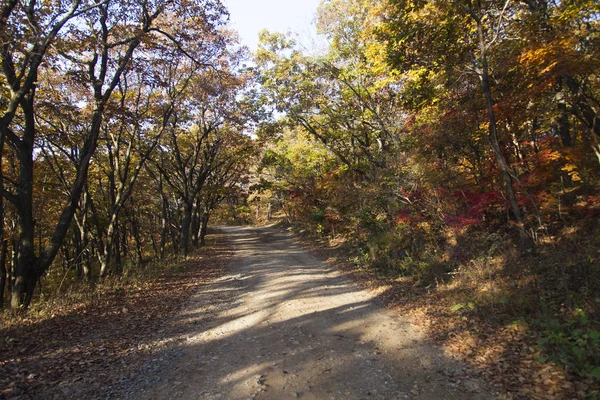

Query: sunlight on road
138;226;490;400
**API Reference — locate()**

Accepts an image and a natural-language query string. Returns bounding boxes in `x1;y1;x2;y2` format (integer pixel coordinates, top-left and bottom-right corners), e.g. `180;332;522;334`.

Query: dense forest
1;0;599;396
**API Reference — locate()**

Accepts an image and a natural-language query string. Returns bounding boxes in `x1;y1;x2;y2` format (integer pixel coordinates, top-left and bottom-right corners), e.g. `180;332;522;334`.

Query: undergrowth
281;213;600;397
1;249;200;327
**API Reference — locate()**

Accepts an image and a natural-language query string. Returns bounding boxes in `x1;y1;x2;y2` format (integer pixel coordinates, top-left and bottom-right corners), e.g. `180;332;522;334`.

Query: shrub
536;309;600;380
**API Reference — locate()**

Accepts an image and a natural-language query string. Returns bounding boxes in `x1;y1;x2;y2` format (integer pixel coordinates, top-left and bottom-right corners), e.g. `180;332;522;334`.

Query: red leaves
444;190;504;228
394;209;412;225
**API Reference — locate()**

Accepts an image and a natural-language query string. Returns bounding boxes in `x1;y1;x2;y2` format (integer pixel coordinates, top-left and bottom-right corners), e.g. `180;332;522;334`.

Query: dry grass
287;225;600;400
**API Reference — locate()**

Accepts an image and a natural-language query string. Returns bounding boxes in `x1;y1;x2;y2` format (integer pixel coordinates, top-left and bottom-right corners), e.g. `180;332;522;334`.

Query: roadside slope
0;236;231;399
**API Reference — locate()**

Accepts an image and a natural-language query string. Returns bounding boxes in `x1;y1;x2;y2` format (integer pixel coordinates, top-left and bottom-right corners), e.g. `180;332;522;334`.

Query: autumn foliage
1;0;599;397
0;0;255;311
253;0;600;396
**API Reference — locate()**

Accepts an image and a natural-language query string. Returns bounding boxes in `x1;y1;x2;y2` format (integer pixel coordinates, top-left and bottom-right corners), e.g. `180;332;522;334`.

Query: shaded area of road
130;226;491;400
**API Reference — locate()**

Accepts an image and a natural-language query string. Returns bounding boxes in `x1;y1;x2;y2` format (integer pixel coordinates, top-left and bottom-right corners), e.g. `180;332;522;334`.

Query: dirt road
128;226;492;399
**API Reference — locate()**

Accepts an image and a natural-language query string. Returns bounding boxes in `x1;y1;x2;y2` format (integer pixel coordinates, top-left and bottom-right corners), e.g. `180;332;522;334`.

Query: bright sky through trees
223;0;323;51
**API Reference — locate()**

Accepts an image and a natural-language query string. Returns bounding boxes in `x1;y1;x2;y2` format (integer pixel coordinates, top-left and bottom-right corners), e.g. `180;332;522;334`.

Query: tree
0;0;229;309
151;52;252;257
378;0;539;248
1;0;108;310
254;24;403;178
196;128;255;246
92;53;200;276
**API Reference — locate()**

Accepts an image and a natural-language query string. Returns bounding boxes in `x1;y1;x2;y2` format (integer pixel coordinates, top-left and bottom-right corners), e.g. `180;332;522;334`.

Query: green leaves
450;302;476;313
536;312;600;380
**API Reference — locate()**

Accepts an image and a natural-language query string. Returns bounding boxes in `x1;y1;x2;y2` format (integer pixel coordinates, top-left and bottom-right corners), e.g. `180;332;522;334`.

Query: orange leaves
519;35;595;84
540;148;564;162
519;41;562;73
526;146;584;185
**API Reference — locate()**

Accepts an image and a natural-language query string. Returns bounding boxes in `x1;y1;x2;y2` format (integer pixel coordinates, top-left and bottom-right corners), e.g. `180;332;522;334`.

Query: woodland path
126;226;492;400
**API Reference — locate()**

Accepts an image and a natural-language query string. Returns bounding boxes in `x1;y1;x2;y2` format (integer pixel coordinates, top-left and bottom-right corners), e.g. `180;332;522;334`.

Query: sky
223;0;325;52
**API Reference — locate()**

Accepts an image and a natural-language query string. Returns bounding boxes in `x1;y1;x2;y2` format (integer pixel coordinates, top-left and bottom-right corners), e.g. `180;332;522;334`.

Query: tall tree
378;0;538;248
0;0;228;309
151;54;251;257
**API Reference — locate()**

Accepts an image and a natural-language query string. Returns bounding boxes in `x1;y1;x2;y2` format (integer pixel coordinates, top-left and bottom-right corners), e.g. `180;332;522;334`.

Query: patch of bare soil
0;235;232;399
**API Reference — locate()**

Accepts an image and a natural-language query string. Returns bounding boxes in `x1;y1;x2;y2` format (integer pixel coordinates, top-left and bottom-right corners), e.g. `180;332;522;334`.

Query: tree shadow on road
119;226;490;400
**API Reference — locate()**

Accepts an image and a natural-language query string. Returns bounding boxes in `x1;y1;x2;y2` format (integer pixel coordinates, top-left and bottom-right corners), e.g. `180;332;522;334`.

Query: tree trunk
99;239;112;278
114;219;123;275
469;2;533;252
556;78;572;147
564;76;600;135
180;201;193;257
80;228;91;282
191;197;202;249
130;210;143;265
9;239;16;293
151;232;159;260
12;126;37;310
160;195;168;260
528;118;541;153
73;231;82;279
0;240;8;308
75;191;92;281
0;130;5;307
200;209;210;247
100;220;115;278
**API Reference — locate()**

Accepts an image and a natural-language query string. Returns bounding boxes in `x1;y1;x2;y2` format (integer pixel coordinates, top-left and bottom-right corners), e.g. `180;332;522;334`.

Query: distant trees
150;50;254;258
0;0;255;311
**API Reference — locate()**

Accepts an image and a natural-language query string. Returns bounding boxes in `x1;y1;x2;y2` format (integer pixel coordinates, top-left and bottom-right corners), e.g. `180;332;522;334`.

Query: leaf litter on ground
0;234;232;399
284;227;599;400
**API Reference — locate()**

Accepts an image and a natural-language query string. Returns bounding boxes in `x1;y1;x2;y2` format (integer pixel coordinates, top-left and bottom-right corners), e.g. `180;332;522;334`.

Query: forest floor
2;225;591;399
290;226;598;400
0;234;232;399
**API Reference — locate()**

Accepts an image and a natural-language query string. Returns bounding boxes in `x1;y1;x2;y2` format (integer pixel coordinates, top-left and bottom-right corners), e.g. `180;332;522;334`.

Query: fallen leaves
293;229;600;400
0;235;232;399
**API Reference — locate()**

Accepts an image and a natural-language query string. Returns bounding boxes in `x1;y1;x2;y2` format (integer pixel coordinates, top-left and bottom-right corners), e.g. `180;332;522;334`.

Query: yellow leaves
554;1;600;24
416;221;431;233
519;42;559;68
365;0;387;20
364;41;394;79
537;149;584;183
406;67;430;80
559;149;584;183
540;61;559;76
561;162;582;182
556;5;581;23
561;163;577;173
407;1;439;23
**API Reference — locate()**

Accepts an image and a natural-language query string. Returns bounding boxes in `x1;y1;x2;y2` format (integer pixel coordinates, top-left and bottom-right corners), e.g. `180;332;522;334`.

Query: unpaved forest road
129;226;492;400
